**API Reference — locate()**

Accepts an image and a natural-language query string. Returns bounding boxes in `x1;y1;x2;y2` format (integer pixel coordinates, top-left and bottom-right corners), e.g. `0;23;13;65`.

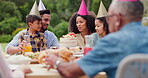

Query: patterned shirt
77;22;148;78
18;29;47;52
6;30;59;53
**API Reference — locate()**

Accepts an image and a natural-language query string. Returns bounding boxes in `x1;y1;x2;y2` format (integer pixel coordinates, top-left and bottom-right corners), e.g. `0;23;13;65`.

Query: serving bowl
6;55;32;65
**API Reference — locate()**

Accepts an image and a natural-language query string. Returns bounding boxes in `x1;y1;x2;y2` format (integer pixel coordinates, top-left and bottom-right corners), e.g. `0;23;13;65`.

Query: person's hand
17;65;32;74
17;40;27;52
44;49;59;56
45;53;59;70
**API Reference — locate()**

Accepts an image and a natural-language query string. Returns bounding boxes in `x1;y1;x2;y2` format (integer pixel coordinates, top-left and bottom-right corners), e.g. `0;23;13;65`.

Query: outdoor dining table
26;64;107;78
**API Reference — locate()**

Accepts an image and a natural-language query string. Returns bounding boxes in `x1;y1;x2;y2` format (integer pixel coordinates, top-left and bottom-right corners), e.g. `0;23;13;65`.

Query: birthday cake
60;33;77;47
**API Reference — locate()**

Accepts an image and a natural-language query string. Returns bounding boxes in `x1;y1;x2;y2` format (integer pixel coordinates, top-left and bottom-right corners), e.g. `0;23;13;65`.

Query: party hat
118;0;139;1
97;1;108;18
77;0;89;15
29;1;40;16
38;0;46;11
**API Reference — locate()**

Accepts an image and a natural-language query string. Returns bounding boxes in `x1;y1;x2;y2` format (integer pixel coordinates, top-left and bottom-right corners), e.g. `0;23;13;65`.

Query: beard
41;24;48;32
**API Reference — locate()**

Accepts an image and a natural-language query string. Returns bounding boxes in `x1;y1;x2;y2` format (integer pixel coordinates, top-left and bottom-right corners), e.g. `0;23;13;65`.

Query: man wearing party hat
38;0;59;48
6;0;59;54
38;0;46;11
45;0;148;78
7;1;47;54
68;0;96;47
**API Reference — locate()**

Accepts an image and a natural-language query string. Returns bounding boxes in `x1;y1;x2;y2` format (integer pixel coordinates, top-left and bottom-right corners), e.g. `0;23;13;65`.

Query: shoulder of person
44;30;57;37
44;30;55;34
19;29;27;35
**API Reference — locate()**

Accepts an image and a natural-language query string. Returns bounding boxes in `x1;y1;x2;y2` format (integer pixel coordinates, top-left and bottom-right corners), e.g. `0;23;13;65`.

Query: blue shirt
6;30;59;52
90;33;100;46
77;22;148;78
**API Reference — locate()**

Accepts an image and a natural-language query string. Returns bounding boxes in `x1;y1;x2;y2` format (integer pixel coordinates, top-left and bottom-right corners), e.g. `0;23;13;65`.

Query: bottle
84;35;93;55
23;35;32;53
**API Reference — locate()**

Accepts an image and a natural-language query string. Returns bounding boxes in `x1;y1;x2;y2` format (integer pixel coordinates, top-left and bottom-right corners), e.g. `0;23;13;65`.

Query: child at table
18;2;47;53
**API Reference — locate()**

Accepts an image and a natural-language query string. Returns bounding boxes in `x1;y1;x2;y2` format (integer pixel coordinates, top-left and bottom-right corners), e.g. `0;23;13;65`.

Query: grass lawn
0;43;8;52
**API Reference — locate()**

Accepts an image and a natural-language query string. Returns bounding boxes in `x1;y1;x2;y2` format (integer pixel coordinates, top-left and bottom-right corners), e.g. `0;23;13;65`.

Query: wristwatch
53;60;62;69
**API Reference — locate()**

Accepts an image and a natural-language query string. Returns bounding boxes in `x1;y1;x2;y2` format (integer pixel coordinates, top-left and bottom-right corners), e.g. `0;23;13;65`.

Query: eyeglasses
105;14;116;23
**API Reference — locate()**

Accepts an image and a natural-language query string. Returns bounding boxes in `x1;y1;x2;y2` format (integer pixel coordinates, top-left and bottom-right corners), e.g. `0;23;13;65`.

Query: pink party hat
77;0;89;15
118;0;139;1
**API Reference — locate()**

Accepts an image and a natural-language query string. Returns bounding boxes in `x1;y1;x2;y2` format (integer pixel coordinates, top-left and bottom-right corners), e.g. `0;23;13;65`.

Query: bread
38;51;47;64
58;48;73;62
38;48;74;63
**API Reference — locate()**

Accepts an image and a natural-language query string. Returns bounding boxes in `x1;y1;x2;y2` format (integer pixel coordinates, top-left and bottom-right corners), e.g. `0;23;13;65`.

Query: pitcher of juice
23;35;32;53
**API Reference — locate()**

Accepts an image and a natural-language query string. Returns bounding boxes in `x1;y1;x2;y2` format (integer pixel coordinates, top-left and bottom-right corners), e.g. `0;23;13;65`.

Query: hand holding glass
23;35;32;52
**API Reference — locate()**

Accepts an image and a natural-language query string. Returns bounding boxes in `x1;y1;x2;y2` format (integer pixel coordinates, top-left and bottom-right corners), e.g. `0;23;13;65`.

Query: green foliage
43;0;81;26
47;26;54;32
0;1;21;21
19;1;33;22
0;34;13;43
52;20;69;39
0;0;112;43
12;27;26;36
0;17;20;35
50;13;61;27
0;43;8;52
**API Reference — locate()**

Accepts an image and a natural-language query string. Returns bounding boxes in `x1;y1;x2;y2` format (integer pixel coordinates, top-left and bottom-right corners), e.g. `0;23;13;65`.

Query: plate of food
24;52;40;64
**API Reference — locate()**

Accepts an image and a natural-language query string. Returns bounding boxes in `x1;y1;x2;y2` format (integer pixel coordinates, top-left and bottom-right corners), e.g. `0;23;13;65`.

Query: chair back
116;54;148;78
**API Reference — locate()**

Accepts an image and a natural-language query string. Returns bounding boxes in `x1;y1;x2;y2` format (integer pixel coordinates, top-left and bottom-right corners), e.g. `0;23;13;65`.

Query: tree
0;1;21;21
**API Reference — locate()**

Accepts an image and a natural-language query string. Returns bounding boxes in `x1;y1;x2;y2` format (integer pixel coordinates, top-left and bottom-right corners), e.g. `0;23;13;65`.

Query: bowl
7;59;31;65
6;55;32;65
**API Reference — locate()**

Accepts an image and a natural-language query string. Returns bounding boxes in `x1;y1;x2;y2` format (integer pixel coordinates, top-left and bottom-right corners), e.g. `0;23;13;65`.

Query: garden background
0;0;147;52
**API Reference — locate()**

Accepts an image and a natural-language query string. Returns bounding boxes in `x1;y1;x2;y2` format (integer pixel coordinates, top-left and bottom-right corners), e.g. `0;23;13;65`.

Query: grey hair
111;0;144;21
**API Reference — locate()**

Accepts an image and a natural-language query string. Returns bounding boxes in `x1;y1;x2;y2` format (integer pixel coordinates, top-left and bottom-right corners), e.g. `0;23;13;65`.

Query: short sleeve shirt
18;29;47;52
77;22;148;78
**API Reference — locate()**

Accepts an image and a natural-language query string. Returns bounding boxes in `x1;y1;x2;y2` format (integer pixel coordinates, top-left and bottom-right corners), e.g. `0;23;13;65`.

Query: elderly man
45;0;148;78
6;9;59;55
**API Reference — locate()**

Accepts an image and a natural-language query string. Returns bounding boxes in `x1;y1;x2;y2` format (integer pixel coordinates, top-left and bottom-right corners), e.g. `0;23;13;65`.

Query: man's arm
45;54;85;78
57;62;85;78
6;30;26;54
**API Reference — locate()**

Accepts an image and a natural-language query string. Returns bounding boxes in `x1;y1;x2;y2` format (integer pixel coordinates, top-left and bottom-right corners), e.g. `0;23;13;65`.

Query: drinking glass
84;35;93;55
23;35;32;52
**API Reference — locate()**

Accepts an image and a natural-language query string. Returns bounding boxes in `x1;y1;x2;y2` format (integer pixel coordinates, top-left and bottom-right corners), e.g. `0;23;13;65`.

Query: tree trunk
86;0;90;10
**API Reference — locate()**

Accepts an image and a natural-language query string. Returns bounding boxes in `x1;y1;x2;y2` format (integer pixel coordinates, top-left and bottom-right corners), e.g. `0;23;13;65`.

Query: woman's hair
96;17;109;34
26;15;42;26
69;12;96;34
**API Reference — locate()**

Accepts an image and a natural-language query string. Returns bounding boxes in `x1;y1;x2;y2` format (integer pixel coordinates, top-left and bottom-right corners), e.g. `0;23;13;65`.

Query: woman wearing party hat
95;1;109;38
69;0;96;47
91;1;110;45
